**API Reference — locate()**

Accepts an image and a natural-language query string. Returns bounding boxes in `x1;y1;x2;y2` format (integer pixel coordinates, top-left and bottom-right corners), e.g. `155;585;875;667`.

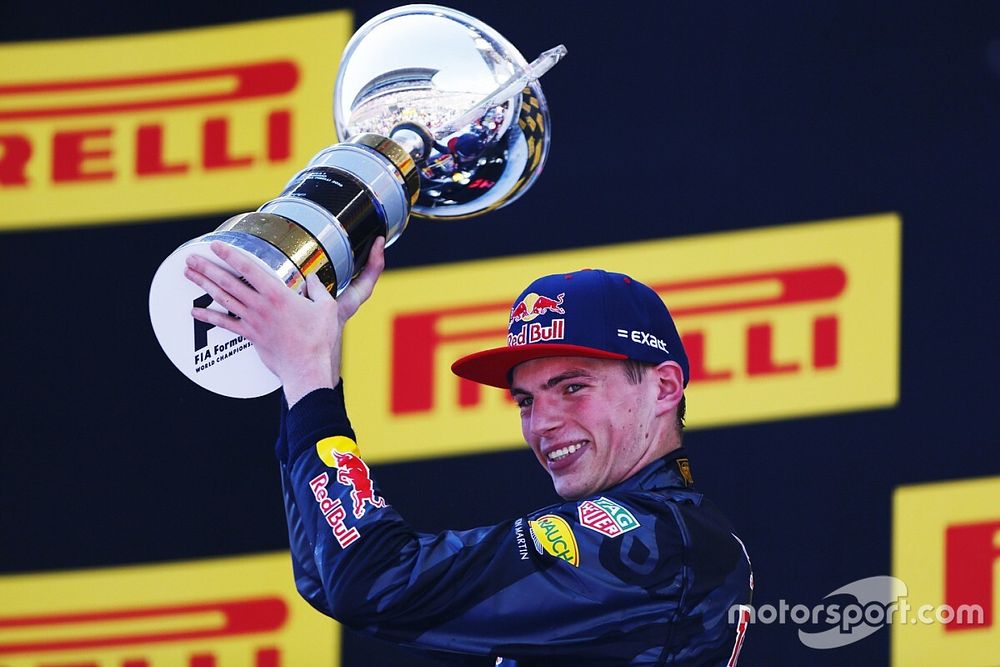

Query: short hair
622;360;686;430
507;359;686;431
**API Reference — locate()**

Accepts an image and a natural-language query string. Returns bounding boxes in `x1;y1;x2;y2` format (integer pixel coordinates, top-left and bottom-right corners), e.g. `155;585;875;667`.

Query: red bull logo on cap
508;318;566;347
509;292;566;326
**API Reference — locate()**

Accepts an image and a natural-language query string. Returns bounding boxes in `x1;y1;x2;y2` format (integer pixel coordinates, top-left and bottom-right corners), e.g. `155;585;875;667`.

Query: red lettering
324;504;347;528
458;377;480;407
319;497;338;513
391;302;503;414
2;107;292;192
681;331;733;382
136;124;189;176
746;323;799;376
0;598;287;654
0;133;31;185
203;117;253;169
656;265;846;317
309;472;329;500
338;528;360;548
256;647;280;667
0;61;299;120
944;519;1000;630
267;110;291;162
324;503;361;548
35;648;279;667
813;315;838;369
579;504;620;536
52;128;113;182
392;311;442;414
390;265;848;414
189;651;278;667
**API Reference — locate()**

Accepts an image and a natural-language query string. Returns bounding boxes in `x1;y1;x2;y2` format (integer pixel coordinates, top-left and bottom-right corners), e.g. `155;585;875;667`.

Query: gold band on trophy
345;134;421;206
216;213;338;292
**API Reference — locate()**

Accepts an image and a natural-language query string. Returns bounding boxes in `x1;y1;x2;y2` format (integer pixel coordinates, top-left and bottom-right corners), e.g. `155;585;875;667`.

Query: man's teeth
548;442;584;462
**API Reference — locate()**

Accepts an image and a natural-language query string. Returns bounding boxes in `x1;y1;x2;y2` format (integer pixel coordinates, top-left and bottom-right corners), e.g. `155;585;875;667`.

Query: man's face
510;356;660;500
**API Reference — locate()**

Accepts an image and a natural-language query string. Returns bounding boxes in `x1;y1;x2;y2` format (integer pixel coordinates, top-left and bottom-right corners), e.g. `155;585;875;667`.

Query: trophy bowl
335;4;557;220
149;5;565;398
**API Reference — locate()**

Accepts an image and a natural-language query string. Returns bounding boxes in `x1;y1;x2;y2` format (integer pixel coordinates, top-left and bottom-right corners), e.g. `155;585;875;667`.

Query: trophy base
149;238;299;399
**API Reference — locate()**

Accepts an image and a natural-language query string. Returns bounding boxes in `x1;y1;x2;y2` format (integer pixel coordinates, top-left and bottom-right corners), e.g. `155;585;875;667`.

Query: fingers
351;236;387;299
184;264;249;320
336;237;385;319
303;272;332;302
184;252;259;313
190;302;249;339
208;242;286;300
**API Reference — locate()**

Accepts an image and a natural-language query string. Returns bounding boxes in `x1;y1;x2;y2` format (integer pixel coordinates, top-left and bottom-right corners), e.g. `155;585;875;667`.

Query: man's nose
529;396;564;436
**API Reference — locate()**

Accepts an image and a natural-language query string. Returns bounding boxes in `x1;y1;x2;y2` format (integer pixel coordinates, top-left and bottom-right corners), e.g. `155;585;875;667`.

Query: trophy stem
258;134;419;294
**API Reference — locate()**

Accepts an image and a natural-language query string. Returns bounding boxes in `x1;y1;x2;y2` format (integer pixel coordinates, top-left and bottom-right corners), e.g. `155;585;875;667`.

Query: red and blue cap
451;269;689;389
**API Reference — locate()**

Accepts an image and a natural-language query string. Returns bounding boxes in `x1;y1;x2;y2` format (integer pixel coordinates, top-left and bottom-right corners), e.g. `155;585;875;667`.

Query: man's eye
516;396;533;408
565;383;585;394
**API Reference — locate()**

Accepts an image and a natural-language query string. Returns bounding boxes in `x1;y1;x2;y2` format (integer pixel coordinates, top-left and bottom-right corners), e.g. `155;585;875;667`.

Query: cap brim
451;344;628;389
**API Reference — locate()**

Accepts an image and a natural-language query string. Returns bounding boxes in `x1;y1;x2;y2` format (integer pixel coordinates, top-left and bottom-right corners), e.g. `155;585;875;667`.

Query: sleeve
275;393;336;616
276;383;690;662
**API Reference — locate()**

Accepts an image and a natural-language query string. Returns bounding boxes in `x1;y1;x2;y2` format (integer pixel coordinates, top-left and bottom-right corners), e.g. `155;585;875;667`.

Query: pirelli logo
0;552;338;666
342;213;901;463
893;476;1000;666
0;11;352;229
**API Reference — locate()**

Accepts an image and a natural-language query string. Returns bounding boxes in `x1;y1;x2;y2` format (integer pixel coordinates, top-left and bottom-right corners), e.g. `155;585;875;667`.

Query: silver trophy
149;5;565;398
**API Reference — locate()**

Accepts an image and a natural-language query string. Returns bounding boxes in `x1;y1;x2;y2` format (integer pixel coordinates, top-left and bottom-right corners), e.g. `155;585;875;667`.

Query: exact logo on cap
617;328;670;353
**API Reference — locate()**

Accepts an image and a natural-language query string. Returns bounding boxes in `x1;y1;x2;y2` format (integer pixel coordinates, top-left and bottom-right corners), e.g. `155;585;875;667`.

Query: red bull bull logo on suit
309;436;388;548
331;450;386;519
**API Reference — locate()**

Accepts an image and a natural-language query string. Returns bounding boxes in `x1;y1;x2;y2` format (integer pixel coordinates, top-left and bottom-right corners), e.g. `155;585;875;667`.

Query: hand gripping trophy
149;5;565;397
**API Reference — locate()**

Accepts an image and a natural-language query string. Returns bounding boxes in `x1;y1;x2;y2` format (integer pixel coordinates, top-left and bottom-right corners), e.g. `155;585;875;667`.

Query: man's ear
651;361;685;417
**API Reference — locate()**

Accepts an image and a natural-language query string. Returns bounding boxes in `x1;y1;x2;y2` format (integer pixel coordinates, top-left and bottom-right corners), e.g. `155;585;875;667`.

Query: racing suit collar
618;447;694;493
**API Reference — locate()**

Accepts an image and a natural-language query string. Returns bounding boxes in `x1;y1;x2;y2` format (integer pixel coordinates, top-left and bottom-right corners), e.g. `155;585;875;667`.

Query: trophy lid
334;5;563;220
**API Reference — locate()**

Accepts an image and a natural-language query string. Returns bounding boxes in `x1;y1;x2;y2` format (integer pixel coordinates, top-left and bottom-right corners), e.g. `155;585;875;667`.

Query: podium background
2;1;999;665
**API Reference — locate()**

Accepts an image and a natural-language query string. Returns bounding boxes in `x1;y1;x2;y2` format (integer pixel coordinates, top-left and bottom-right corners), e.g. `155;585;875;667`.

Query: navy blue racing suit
276;383;753;665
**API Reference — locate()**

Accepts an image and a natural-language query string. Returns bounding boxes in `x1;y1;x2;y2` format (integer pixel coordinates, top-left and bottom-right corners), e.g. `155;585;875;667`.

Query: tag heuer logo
577;497;640;538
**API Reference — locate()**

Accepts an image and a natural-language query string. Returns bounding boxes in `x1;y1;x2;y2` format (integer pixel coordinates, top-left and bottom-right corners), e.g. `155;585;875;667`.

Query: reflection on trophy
149;5;565;398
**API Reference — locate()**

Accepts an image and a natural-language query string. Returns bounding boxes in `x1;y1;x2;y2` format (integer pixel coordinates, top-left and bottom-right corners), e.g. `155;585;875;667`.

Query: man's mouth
546;440;588;469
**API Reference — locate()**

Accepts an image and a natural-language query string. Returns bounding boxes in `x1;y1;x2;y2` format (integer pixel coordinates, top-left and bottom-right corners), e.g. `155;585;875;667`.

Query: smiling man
185;240;753;666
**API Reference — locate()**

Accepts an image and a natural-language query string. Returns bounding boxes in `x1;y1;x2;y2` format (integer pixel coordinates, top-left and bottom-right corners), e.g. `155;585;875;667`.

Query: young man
185;238;753;666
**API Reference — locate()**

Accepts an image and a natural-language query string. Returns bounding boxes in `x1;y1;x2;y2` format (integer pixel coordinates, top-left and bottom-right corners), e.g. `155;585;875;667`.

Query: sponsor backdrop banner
0;11;351;229
343;213;900;462
892;476;1000;667
0;552;338;666
1;3;998;667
